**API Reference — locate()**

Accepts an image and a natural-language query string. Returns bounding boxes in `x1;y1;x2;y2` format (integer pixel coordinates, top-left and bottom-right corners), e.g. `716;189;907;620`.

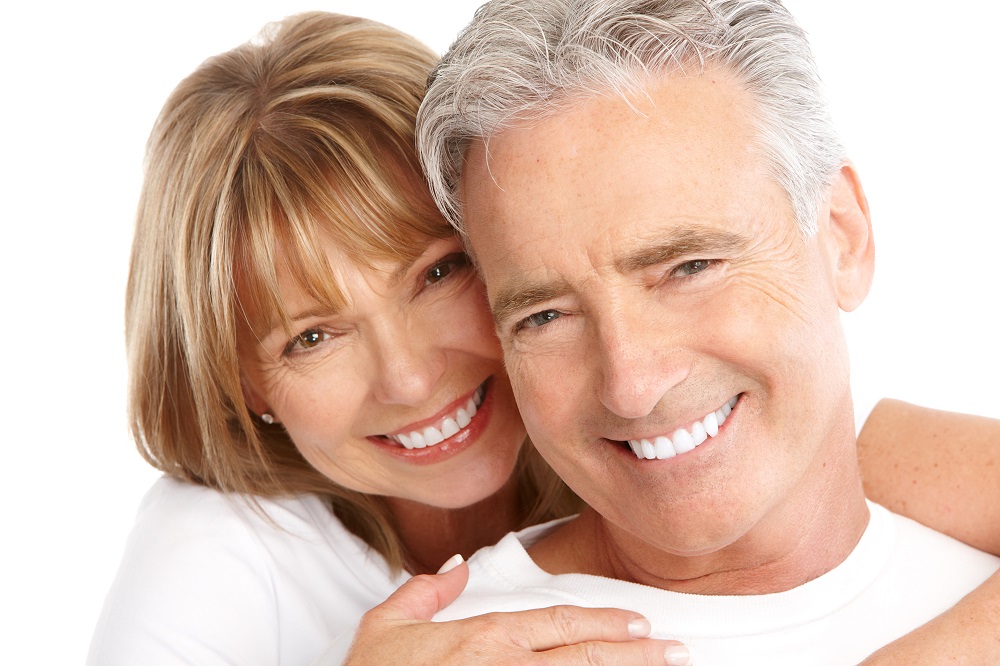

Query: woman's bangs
310;113;454;265
232;130;453;344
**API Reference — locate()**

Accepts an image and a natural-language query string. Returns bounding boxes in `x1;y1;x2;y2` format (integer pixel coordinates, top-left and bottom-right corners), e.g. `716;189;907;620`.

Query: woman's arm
858;398;999;554
857;399;1000;664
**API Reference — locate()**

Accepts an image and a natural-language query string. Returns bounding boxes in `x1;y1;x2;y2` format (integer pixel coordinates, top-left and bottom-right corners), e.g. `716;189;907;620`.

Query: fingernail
436;553;464;574
664;643;691;666
627;617;651;638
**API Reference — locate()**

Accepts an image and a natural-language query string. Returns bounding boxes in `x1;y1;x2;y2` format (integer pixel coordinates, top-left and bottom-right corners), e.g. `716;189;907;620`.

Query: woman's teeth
387;384;486;450
627;395;738;460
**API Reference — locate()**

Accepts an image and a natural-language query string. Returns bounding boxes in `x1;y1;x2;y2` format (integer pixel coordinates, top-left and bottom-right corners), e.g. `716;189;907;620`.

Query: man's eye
285;329;330;355
673;259;714;277
425;253;470;285
520;309;562;330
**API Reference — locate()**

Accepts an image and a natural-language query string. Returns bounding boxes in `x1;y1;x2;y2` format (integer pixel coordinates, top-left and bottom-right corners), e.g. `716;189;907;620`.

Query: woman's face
241;235;526;509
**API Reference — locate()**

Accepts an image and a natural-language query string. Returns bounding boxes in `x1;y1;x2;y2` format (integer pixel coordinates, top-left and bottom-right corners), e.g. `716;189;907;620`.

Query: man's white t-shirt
436;502;999;665
88;476;407;665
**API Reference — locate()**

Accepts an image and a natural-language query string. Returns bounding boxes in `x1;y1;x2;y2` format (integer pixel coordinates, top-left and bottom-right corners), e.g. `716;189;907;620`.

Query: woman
89;11;1000;665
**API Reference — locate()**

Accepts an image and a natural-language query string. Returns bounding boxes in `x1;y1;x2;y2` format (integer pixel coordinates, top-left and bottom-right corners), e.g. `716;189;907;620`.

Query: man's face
461;71;864;558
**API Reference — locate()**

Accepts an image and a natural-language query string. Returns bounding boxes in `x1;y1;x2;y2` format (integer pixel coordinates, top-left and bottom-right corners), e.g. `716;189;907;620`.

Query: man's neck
529;454;870;595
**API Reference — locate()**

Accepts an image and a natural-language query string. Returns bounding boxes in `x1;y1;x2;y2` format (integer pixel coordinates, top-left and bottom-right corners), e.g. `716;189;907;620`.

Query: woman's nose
371;321;448;406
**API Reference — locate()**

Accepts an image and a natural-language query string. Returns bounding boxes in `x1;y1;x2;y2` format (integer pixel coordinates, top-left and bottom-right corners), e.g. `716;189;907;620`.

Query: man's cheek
508;356;565;433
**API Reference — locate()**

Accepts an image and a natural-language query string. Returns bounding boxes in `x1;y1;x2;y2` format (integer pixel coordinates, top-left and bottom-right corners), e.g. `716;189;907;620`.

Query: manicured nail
664;643;691;666
436;553;464;574
627;617;651;638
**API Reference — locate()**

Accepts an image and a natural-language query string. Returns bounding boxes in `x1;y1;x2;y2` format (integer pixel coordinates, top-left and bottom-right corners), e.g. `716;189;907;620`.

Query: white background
2;1;997;663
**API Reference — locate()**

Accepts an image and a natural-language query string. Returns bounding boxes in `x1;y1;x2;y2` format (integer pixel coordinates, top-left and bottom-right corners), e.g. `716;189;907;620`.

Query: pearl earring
261;413;275;425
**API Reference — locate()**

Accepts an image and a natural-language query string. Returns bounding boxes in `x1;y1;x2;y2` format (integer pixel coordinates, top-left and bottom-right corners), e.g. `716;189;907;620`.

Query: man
416;0;999;662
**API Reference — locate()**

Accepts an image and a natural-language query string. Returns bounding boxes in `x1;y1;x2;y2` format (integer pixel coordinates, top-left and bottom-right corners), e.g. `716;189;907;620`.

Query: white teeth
441;418;460;438
704;411;719;437
640;439;656;460
672;428;696;454
690;421;707;446
388;384;486;450
626;395;739;460
424;427;444;446
653;436;676;459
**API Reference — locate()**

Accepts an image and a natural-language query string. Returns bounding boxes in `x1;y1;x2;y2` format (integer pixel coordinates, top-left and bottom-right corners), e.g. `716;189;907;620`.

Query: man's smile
625;395;740;460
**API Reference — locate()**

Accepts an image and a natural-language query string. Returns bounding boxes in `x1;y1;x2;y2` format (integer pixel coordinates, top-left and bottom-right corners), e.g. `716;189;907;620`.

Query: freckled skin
859;399;1000;555
461;71;873;593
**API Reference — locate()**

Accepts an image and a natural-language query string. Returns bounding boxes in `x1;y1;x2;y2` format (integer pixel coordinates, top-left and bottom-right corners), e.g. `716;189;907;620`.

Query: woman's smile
369;378;499;465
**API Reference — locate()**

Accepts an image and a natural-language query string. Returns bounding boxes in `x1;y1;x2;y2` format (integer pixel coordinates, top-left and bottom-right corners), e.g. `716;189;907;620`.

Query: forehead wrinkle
614;226;753;275
491;277;572;328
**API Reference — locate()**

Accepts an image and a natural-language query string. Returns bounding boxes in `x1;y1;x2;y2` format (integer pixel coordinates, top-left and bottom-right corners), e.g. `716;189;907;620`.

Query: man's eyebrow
614;227;751;274
491;279;572;328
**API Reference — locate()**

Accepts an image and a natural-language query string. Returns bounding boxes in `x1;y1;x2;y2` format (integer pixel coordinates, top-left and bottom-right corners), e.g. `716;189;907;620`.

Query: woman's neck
385;477;522;575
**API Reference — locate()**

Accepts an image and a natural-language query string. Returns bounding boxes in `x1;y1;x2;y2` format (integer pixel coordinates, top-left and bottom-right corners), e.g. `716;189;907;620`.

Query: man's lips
621;394;740;460
378;381;487;450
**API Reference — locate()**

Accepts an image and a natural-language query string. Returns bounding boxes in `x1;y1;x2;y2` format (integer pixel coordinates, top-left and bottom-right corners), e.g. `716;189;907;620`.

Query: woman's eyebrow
256;304;342;343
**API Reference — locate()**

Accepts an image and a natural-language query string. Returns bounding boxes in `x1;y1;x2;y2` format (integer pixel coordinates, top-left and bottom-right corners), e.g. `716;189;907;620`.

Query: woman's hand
341;557;690;665
857;569;1000;665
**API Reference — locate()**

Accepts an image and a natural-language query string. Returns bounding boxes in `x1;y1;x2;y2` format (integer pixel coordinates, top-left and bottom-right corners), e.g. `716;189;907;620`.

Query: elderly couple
90;2;999;665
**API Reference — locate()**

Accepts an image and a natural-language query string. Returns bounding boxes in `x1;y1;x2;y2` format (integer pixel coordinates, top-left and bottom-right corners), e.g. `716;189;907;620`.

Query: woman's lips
384;382;486;450
368;379;496;465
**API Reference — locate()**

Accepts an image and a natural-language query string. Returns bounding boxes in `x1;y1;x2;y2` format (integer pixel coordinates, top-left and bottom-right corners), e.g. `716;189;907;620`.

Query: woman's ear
822;162;875;312
241;376;277;424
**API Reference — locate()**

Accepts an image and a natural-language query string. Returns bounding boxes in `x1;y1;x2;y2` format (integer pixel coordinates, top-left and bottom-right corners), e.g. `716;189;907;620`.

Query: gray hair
417;0;846;236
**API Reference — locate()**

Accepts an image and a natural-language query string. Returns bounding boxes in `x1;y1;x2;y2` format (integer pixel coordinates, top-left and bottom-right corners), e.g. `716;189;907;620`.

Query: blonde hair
127;11;579;571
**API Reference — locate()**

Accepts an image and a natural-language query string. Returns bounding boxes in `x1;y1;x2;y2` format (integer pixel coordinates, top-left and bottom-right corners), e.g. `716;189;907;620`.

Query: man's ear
822;162;874;312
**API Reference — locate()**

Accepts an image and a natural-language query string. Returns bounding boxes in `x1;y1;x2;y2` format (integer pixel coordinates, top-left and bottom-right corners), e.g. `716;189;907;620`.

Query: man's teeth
627;395;739;460
388;385;485;450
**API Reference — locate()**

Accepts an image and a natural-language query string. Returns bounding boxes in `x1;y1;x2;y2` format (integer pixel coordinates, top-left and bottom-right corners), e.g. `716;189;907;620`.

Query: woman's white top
87;476;407;665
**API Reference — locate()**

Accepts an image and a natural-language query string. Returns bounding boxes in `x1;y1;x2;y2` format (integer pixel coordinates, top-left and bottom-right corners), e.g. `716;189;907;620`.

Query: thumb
375;554;470;622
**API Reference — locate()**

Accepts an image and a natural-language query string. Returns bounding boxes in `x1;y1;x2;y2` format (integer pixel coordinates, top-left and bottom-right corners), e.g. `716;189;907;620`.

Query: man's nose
594;311;689;419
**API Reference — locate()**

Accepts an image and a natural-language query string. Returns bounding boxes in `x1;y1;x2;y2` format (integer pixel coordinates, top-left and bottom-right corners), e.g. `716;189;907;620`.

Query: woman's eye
673;259;714;277
285;329;330;355
519;309;562;330
425;253;469;285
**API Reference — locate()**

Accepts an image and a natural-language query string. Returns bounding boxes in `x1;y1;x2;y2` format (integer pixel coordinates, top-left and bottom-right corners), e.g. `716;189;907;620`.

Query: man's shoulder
435;518;589;621
874;501;1000;588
